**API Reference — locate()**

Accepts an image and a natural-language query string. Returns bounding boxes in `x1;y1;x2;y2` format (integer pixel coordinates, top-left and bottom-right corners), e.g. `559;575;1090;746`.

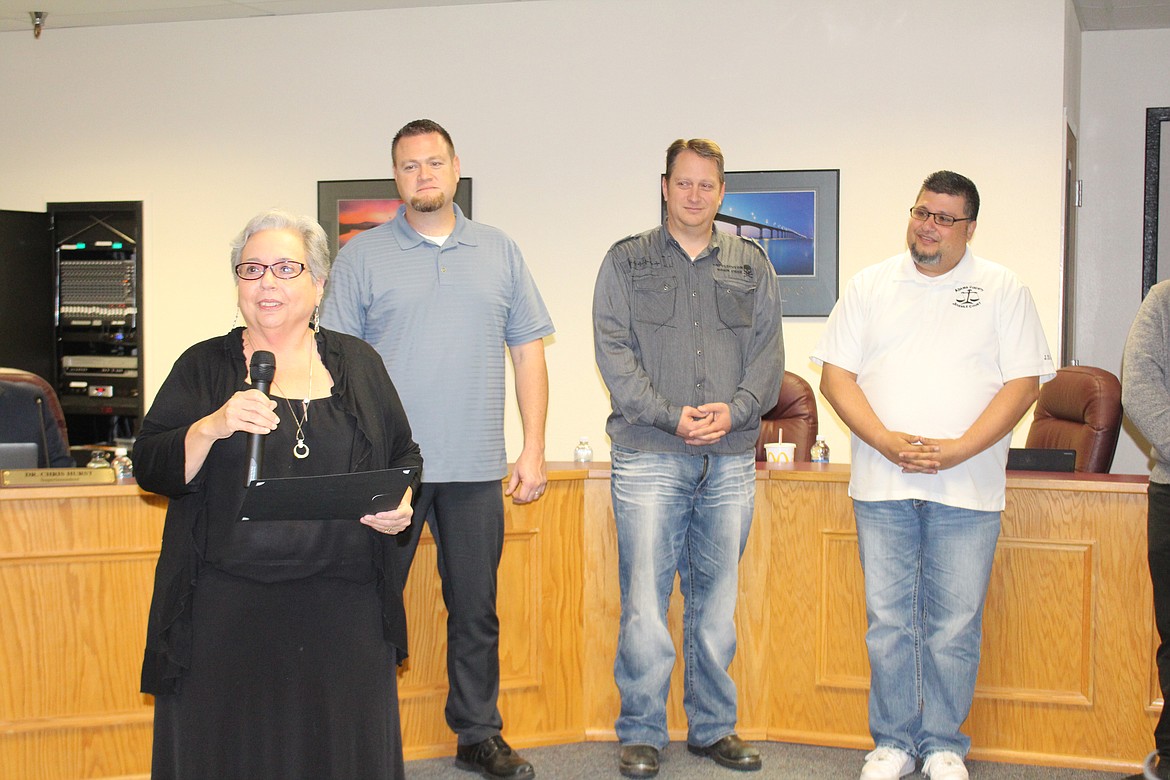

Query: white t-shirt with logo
812;250;1055;511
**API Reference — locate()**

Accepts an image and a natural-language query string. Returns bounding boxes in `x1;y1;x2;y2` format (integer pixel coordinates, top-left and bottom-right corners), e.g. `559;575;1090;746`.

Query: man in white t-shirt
812;171;1054;780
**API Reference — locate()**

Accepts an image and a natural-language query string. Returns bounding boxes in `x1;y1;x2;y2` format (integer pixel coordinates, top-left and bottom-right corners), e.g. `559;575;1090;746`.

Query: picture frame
316;178;473;260
714;169;840;317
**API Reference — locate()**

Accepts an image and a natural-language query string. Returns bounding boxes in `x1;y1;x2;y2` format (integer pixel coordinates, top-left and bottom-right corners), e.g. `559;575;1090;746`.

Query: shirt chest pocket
715;278;757;330
633;274;678;326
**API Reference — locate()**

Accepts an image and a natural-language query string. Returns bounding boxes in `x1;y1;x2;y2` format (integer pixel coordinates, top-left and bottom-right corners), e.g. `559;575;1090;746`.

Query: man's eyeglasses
234;260;307;280
909;207;974;227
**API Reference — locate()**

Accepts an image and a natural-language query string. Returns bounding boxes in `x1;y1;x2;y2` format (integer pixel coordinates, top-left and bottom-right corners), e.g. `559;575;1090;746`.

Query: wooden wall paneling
0;555;157;717
582;473;621;738
0;488;163;780
397;529;451;755
767;467;871;748
1;468;1159;777
581;472;775;744
761;468;1157;774
967;483;1154;771
814;531;869;692
732;473;772;738
398;471;585;758
977;538;1095;704
499;473;585;747
1;723;154;780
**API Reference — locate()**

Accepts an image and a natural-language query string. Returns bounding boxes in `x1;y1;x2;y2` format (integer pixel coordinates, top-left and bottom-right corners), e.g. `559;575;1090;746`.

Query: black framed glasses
234;260;307;280
909;207;974;227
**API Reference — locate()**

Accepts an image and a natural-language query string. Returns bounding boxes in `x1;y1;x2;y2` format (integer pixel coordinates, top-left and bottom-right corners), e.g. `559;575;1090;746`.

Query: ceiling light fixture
30;11;46;39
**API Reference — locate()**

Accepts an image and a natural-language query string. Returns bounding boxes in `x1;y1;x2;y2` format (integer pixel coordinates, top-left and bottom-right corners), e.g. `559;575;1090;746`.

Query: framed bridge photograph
714;169;839;317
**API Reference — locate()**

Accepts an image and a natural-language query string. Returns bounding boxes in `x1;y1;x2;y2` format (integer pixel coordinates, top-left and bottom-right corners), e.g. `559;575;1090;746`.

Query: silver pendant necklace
277;392;311;459
248;329;314;460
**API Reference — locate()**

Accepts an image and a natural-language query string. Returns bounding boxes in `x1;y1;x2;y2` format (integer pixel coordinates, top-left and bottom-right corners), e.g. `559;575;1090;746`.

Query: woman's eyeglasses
234;260;307;280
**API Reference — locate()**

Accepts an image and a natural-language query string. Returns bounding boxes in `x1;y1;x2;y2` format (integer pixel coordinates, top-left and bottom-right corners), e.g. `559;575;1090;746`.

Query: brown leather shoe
619;744;660;778
454;736;535;779
687;734;762;771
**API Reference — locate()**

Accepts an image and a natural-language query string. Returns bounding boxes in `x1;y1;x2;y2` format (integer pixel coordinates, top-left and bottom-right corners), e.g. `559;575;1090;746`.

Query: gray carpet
406;741;1142;778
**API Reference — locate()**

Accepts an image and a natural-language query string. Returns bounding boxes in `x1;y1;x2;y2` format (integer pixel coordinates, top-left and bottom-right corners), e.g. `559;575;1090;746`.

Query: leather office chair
756;371;819;462
0;367;70;450
1024;365;1122;473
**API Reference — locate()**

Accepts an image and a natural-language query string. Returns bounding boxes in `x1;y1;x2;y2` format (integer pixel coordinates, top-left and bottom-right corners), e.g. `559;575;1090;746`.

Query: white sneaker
922;750;969;780
860;746;914;780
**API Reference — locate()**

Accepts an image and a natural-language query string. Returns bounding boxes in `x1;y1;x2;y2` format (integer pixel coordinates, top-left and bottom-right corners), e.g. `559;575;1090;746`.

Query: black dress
151;395;404;779
136;328;420;780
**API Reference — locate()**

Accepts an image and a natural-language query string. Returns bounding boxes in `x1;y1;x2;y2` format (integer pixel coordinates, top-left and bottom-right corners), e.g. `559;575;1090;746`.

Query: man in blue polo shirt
322;119;553;780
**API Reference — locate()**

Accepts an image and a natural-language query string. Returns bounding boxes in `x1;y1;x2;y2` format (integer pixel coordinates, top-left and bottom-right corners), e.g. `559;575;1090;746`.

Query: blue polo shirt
321;204;554;483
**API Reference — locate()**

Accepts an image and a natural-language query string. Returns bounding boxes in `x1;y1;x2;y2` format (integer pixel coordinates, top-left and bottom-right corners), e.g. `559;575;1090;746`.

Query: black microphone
245;350;276;486
35;396;50;468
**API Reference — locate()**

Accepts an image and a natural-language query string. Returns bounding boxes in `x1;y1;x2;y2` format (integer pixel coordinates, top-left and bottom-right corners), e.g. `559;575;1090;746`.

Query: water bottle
112;447;134;481
573;437;593;463
810;435;830;463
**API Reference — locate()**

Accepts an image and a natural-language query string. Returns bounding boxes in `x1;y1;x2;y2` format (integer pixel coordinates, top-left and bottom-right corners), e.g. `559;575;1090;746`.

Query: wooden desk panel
0;467;1156;777
0;486;163;780
975;478;1154;768
752;467;1154;772
398;470;587;758
580;467;779;743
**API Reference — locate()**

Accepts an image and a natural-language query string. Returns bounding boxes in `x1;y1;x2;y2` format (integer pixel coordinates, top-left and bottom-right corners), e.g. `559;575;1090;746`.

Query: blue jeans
610;444;756;749
853;499;1000;758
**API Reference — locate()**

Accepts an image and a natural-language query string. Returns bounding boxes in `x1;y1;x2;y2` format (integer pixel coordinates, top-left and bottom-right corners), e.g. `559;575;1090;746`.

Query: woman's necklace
247;330;315;460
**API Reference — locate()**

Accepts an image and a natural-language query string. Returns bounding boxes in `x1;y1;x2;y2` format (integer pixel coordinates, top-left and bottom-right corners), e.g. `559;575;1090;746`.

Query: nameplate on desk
1;468;117;487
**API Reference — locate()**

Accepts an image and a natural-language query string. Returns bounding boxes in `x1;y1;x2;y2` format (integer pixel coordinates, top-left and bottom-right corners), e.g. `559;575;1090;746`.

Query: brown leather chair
756;371;819;462
1024;365;1122;473
0;367;70;449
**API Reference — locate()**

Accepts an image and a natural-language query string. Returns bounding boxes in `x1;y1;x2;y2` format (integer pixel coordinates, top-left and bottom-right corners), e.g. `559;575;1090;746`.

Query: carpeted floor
406;740;1145;778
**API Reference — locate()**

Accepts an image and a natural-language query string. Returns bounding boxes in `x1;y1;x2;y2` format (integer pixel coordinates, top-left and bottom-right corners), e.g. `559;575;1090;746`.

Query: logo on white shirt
953;285;983;308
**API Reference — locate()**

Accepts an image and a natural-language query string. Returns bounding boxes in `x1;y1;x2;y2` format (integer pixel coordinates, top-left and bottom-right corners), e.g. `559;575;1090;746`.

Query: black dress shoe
619;744;660;778
687;734;762;771
454;736;535;779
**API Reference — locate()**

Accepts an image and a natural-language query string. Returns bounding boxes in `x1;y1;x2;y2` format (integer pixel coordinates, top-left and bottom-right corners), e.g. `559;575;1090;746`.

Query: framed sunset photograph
317;178;473;259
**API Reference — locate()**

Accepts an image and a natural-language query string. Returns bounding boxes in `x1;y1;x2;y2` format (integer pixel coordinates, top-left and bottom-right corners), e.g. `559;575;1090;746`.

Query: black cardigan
134;327;422;695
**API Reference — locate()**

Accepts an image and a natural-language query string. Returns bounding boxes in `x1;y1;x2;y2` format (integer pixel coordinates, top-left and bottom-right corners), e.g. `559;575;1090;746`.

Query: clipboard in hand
238;467;417;522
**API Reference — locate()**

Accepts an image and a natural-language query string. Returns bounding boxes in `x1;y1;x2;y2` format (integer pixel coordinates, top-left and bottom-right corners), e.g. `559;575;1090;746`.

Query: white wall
1077;28;1170;474
0;0;1069;464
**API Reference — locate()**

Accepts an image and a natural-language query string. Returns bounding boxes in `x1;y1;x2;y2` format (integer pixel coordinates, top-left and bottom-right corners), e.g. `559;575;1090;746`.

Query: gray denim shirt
593;224;784;455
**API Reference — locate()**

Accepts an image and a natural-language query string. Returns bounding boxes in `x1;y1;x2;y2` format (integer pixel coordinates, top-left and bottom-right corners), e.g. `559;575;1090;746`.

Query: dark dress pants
1149;481;1170;758
396;481;505;744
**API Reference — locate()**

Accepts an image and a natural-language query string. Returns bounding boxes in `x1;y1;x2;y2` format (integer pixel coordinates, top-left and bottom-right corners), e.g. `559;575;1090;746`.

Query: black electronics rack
50;202;143;445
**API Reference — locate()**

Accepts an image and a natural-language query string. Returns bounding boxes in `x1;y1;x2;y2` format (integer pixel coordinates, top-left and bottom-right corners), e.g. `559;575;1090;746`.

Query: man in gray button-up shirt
592;139;783;779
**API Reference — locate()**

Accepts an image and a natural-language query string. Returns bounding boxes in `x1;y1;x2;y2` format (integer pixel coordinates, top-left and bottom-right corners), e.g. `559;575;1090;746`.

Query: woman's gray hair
229;209;331;283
